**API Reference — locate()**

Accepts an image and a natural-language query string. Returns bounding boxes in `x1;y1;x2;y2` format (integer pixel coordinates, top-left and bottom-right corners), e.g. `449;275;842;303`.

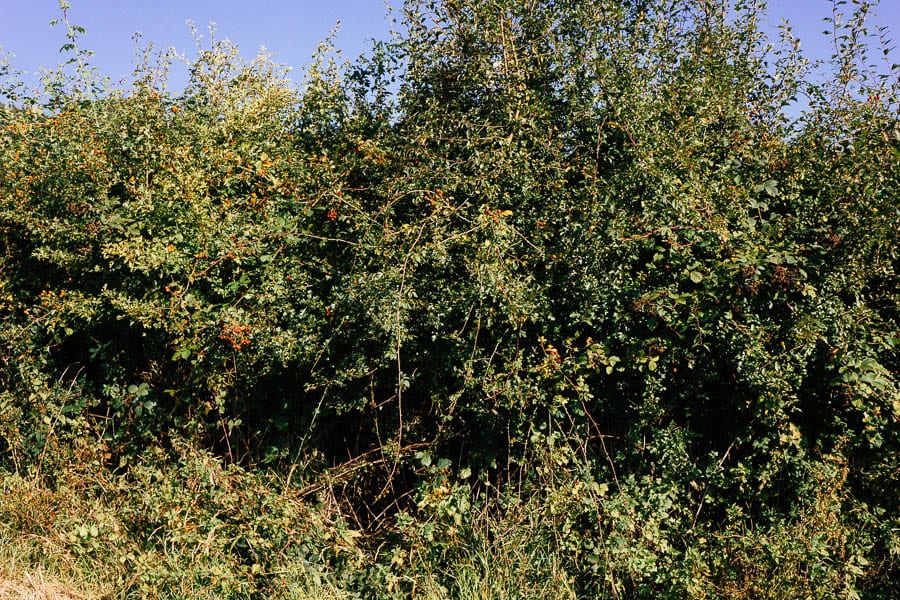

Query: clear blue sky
0;0;397;90
1;1;898;93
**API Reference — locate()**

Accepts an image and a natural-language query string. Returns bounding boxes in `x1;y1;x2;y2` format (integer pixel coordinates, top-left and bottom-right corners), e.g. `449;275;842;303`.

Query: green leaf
416;451;432;467
755;179;779;197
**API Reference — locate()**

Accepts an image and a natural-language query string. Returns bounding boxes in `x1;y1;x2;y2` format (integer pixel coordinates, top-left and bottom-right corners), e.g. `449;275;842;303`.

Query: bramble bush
1;0;898;597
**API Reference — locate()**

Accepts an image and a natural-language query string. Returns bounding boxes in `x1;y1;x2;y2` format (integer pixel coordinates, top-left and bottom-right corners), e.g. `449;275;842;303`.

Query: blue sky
0;0;397;90
1;1;898;93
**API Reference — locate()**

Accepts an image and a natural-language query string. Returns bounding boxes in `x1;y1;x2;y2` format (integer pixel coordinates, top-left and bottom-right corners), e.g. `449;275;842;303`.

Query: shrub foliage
1;0;898;597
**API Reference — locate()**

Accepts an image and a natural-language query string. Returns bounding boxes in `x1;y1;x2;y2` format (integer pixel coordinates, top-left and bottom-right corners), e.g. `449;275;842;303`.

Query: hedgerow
1;0;898;597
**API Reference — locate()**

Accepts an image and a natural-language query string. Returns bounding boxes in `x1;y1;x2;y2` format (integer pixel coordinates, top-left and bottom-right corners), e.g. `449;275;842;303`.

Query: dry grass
0;571;88;600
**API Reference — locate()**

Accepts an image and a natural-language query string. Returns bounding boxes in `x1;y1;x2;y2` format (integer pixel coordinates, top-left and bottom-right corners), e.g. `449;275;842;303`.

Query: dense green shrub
1;0;897;597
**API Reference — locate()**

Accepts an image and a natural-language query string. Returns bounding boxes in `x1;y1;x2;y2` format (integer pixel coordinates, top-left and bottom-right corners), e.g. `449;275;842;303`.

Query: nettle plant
0;0;897;596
